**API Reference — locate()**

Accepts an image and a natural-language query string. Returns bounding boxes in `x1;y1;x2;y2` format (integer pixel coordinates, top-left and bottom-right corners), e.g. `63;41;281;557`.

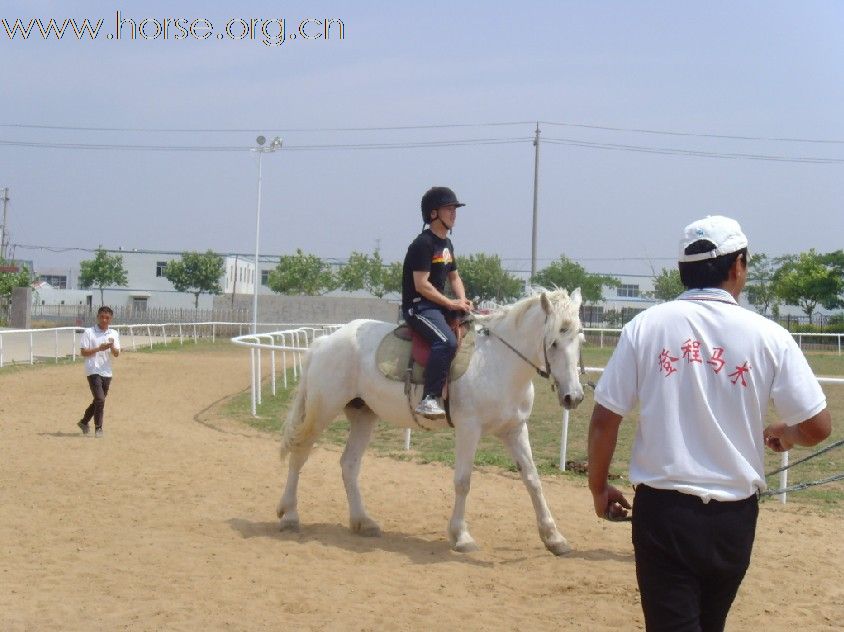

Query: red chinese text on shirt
707;347;726;374
681;338;703;364
728;361;752;387
658;348;679;376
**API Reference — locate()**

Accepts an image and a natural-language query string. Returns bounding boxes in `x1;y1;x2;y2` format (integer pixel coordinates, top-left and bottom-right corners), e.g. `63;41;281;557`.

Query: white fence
0;321;346;367
231;326;844;505
230;325;344;416
586;327;844;354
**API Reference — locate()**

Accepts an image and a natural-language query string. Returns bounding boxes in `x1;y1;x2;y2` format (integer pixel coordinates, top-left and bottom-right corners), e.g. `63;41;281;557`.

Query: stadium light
252;135;282;335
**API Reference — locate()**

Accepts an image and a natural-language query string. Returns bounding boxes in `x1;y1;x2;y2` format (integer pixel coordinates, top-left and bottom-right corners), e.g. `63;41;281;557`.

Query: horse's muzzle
560;391;584;410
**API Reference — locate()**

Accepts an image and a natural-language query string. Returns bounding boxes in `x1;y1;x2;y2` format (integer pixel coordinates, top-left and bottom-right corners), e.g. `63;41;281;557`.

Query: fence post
559;409;570;471
55;328;59;363
778;451;789;504
212;323;216;343
147;325;153;349
250;348;257;416
29;331;34;364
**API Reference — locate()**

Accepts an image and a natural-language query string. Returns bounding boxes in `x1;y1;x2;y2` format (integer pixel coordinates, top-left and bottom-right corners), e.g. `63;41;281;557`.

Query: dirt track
0;345;841;631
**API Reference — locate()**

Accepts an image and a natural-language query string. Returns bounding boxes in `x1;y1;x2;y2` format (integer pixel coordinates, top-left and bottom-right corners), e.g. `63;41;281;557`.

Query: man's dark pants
81;374;112;430
632;485;758;632
403;300;457;398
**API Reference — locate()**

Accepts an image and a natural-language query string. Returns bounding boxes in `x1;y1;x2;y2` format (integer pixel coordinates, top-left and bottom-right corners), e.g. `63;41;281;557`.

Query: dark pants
403;300;457;398
81;374;112;430
632;485;758;632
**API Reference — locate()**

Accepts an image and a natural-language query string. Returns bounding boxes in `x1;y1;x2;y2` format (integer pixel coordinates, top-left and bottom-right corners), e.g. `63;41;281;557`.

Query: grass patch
224;347;844;509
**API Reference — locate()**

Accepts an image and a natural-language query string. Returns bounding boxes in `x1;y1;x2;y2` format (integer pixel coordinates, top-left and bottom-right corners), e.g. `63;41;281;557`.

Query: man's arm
764;409;832;452
80;341;111;358
412;270;470;311
447;270;472;312
587;403;632;519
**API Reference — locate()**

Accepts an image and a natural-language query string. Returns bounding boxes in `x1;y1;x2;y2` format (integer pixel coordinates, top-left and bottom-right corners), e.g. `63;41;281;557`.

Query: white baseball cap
679;215;748;263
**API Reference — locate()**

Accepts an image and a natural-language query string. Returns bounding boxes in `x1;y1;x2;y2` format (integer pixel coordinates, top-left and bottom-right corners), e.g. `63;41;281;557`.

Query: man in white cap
587;216;831;631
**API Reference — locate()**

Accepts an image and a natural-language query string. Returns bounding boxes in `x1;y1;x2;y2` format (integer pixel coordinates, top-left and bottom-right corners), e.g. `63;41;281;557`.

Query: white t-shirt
595;288;826;502
80;326;121;377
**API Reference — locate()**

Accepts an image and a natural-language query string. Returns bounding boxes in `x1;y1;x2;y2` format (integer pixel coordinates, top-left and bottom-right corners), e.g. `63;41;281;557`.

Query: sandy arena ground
1;345;842;631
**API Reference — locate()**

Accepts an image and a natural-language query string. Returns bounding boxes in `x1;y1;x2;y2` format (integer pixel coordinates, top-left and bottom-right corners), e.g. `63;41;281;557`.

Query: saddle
375;317;476;385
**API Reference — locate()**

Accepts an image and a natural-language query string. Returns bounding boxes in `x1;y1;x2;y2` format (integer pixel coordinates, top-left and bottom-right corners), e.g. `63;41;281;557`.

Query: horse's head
540;288;585;410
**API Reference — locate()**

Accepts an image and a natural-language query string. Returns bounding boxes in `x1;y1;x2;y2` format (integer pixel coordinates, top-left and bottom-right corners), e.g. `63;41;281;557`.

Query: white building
34;249;257;310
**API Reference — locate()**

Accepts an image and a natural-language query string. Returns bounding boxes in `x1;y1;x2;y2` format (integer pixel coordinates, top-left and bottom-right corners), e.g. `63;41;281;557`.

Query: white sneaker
415;396;446;419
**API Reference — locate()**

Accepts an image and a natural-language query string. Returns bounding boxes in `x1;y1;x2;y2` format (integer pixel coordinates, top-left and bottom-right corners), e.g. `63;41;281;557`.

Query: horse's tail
279;354;311;462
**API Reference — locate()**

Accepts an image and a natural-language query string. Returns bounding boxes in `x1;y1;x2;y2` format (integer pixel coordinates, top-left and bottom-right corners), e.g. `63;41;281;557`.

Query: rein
481;325;552;382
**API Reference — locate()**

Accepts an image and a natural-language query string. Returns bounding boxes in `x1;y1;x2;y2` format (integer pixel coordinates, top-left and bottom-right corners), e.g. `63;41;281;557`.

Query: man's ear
430;209;438;222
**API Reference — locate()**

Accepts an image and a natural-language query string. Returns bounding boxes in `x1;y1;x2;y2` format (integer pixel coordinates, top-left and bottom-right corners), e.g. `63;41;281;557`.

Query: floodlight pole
530;123;540;280
250;136;282;416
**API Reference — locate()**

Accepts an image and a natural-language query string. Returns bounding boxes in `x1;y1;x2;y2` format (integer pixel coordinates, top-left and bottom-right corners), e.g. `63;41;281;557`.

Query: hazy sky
2;0;843;277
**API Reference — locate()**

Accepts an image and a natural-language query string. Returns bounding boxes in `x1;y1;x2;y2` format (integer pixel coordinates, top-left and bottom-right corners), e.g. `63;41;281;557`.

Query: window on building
261;270;270;286
621;307;644;323
38;274;67;289
617;284;640;298
156;261;168;277
581;305;604;326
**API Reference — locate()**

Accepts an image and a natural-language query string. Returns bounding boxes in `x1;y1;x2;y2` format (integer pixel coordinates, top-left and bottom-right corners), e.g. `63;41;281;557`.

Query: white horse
276;288;585;555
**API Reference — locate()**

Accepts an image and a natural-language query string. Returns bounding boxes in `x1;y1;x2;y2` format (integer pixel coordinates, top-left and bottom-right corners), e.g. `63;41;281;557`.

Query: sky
2;0;843;278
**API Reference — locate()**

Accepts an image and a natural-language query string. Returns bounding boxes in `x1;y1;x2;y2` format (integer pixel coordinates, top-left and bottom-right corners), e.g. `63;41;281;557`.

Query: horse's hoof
351;518;382;537
279;516;300;532
452;539;479;553
546;539;572;556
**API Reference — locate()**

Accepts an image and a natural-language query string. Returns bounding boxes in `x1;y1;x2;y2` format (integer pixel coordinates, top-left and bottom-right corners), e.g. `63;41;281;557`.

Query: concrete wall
216;294;399;325
10;287;32;329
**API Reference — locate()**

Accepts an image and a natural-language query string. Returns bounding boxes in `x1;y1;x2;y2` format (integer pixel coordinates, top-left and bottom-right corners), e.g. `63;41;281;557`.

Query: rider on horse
401;186;473;419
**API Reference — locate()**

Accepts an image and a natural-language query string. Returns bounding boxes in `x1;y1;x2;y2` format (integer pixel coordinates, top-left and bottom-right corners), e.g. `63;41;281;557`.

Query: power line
544;137;844;165
0;137;530;152
541;120;844;145
0;121;534;133
3;133;843;164
5;119;844;145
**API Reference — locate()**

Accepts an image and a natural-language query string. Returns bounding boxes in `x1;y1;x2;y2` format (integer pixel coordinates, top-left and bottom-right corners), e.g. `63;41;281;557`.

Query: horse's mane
476;287;580;334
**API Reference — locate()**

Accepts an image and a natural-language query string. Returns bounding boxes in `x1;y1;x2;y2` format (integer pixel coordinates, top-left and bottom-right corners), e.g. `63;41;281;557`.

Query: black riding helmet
420;186;465;225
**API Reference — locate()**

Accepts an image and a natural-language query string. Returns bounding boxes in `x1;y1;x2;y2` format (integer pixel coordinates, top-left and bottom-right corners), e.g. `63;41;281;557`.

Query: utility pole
0;187;9;262
530;123;540;280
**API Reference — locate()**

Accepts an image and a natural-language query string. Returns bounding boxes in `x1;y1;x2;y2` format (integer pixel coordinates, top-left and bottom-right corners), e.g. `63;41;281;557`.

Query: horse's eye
551;340;558;348
560;328;567;335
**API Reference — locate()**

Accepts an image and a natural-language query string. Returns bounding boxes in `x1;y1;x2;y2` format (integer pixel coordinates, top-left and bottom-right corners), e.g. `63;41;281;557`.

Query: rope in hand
762;436;844;497
764;436;844;477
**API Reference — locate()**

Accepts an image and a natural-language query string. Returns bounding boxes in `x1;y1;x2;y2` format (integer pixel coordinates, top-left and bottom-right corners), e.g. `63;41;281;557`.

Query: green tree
455;253;523;302
745;253;780;315
78;248;128;305
268;248;337;296
0;263;32;298
164;250;225;308
531;255;620;303
648;268;684;302
772;249;844;323
337;249;393;298
382;261;403;296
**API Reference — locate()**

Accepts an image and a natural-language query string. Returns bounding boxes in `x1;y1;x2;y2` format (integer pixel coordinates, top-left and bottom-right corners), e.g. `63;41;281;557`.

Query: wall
217;294;399;325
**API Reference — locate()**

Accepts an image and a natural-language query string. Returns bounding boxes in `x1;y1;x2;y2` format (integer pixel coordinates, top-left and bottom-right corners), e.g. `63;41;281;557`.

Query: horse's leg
501;422;571;555
448;421;482;552
277;444;310;531
277;396;344;531
341;404;381;537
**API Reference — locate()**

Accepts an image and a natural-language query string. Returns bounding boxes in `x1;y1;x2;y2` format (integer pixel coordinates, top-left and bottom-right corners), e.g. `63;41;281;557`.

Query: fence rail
30;304;250;327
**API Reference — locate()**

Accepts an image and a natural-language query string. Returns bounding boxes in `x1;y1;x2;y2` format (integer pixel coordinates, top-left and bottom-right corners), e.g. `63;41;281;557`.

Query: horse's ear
571;287;582;307
540;292;552;314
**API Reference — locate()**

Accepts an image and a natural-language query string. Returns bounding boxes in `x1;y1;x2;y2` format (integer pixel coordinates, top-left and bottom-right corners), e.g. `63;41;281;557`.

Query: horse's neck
486;303;546;381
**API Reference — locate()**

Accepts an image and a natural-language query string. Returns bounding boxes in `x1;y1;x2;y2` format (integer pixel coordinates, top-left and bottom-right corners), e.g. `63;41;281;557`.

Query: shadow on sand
226;517;633;566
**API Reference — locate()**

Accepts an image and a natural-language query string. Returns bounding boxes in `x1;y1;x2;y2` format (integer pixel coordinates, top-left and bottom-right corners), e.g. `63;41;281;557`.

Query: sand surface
1;345;841;631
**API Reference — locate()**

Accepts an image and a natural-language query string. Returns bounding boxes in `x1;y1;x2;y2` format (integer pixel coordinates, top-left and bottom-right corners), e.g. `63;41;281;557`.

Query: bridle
481;319;585;392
